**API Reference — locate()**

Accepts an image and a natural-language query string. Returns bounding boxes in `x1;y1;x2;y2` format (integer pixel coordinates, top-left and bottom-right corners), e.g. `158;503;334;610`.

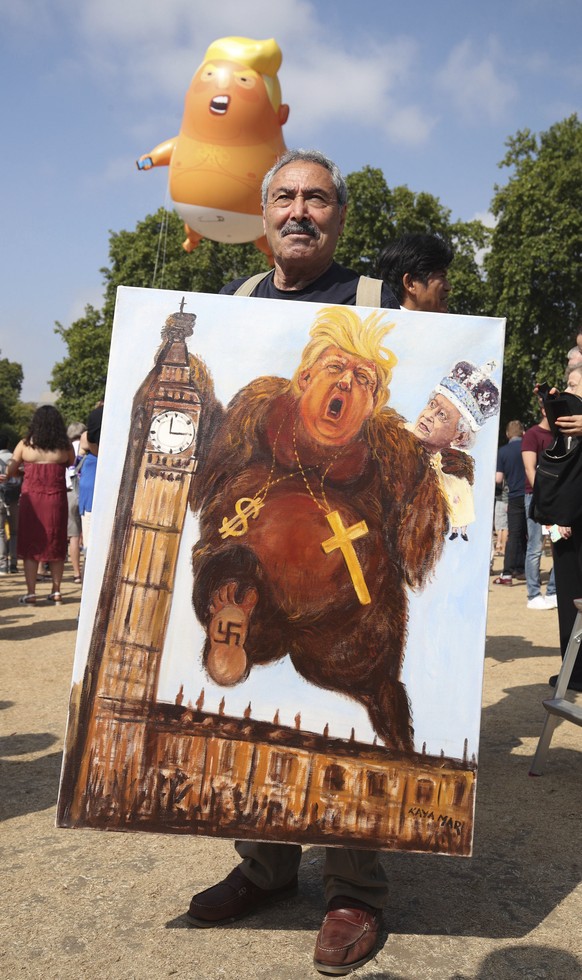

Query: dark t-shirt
86;405;103;446
220;261;399;308
521;423;554;494
497;437;525;498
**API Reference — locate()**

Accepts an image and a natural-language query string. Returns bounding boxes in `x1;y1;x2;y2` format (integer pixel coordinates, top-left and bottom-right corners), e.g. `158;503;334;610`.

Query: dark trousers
552;520;582;679
502;495;526;577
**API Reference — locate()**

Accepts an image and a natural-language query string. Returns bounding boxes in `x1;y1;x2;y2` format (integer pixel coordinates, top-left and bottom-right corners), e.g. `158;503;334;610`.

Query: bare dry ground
1;554;581;980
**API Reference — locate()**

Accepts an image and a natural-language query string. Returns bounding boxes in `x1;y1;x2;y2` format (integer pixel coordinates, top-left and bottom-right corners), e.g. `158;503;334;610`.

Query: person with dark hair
188;148;401;976
493;421;527;586
66;422;86;583
377;232;454;313
521;400;557;610
7;405;74;604
539;370;582;691
78;402;103;557
0;434;20;573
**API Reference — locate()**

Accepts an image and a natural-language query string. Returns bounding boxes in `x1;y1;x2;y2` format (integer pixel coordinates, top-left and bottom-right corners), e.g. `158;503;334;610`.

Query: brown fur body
191;377;448;751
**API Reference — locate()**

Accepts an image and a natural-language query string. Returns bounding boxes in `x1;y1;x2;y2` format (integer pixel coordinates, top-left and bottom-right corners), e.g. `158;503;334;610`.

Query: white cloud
77;0;319;50
381;104;437;148
49;1;436;148
272;38;435;148
67;283;104;323
436;38;517;123
472;209;497;228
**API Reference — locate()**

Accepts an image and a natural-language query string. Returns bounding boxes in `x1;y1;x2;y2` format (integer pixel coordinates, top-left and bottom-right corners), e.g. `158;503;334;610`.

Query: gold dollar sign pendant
219;496;265;539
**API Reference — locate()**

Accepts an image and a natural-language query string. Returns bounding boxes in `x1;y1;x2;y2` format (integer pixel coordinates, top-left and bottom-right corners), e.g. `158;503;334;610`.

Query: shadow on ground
0;618;79;641
164;660;581;941
0;746;63;821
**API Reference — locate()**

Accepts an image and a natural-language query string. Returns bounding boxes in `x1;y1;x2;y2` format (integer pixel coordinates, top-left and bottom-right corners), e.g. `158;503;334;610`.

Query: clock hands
168;413;192;437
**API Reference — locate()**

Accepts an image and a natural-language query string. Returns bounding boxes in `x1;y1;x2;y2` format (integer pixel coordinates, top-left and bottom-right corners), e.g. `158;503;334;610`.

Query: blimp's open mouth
210;95;230;115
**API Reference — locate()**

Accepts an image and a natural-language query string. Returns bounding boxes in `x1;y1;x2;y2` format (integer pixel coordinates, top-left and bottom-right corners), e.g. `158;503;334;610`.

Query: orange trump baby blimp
137;36;289;257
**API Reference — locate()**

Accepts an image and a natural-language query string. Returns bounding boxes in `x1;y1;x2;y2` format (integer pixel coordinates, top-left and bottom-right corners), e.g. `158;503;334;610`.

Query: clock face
149;410;195;454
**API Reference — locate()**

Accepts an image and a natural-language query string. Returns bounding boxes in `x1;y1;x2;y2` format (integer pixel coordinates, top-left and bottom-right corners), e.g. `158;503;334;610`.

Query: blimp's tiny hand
136;156;153;171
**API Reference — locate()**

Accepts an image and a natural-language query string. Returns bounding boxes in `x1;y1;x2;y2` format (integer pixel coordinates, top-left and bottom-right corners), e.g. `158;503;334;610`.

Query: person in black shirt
494;420;526;585
187;150;400;975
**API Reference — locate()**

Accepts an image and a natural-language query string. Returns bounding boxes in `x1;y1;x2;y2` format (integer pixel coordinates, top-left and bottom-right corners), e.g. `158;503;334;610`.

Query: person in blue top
78;403;103;558
494;420;526;585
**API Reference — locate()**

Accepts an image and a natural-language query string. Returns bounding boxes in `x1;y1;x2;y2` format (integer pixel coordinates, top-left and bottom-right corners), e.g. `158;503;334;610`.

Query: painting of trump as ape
190;305;448;752
58;286;505;853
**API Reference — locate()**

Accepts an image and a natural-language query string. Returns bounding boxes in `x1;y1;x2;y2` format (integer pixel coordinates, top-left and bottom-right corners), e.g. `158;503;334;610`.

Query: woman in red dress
7;406;74;604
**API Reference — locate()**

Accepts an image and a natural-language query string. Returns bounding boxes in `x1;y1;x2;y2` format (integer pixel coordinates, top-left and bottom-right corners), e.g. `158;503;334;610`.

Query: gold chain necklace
291;420;344;515
218;414;317;539
217;410;372;606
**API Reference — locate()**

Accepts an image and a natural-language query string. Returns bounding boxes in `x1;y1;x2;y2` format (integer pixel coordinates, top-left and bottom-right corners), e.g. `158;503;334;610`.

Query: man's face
263;161;347;269
413;393;462;452
566;368;582;394
404;270;451;313
297;346;377;447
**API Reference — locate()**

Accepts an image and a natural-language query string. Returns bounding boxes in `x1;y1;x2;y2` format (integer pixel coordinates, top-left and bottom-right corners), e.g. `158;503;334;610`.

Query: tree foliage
336;167;488;316
0;354;27;444
50;169;489;419
51;305;111;423
101;210;269;324
52;211;270;420
485;114;582;425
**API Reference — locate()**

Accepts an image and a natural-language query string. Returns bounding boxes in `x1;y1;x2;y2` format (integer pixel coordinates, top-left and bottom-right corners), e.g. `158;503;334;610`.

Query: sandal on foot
73;577;82;584
18;594;37;605
47;591;62;604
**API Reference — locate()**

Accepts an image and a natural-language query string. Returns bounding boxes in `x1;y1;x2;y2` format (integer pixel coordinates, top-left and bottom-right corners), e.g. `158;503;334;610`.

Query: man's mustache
280;219;320;239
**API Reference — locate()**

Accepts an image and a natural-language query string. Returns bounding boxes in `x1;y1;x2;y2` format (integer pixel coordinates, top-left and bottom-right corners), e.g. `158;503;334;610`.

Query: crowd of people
0;401;102;605
2;148;581;975
493;329;582;693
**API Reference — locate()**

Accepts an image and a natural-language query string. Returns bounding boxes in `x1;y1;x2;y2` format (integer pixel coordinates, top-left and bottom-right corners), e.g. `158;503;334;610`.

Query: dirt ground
1;553;581;980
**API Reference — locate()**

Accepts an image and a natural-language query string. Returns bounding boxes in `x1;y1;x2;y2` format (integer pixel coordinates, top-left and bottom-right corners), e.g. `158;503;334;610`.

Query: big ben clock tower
59;298;220;825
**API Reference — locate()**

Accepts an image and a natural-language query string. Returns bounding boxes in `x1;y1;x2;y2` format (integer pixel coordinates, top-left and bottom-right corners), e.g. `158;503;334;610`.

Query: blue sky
1;0;581;404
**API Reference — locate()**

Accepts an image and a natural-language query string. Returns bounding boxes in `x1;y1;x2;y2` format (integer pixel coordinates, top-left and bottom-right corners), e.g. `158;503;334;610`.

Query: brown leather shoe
314;897;382;975
186;866;298;927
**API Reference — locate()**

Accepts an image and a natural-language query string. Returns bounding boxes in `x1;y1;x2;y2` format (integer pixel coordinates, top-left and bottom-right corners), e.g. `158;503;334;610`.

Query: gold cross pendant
321;510;371;606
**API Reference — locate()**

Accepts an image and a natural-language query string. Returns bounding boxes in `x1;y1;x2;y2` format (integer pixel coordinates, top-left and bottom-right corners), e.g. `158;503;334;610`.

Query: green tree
51;210;268;419
335;167;488;315
0;354;27;444
101;209;268;323
485;114;582;425
50;170;489;414
51;305;111;422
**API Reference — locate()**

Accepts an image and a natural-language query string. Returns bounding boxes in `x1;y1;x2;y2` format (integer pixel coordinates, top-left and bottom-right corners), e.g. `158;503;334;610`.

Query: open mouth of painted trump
297;346;377;447
327;395;344;419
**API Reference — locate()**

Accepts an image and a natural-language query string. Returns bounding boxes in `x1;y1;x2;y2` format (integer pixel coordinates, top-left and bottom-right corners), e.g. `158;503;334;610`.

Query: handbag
531;393;582;525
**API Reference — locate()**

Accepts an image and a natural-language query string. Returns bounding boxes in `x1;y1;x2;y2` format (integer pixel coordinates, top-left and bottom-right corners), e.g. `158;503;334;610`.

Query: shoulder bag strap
355;275;384;307
233;271;272;297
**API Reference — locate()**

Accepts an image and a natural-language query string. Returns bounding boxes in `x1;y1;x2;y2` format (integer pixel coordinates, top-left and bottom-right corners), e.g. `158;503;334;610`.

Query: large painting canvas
57;286;505;857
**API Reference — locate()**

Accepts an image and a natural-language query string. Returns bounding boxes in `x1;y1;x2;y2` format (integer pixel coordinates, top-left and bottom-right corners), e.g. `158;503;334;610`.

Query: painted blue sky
1;0;581;403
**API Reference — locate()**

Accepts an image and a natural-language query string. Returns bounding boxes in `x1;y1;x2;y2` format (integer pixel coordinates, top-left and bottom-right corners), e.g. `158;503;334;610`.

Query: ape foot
205;583;258;686
361;679;414;754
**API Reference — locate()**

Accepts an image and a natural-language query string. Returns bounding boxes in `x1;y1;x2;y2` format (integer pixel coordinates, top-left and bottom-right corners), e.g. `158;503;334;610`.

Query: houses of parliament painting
57;286;505;857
